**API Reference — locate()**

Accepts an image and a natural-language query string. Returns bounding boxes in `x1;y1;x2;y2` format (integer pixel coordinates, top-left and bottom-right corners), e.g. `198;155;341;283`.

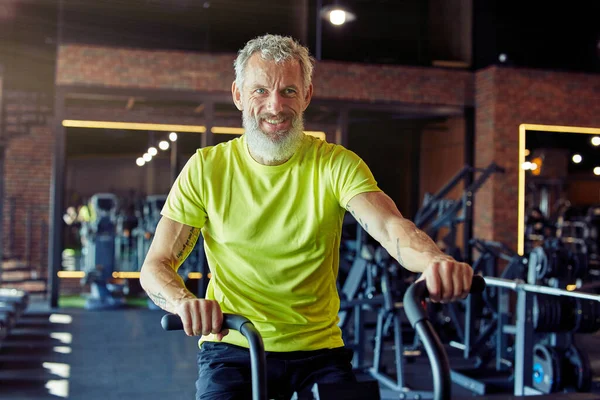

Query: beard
243;110;304;165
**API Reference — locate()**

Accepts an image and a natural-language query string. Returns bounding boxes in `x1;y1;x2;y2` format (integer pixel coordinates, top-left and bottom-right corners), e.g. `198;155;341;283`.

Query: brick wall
420;117;466;249
2;91;53;269
57;44;474;106
475;66;600;250
420;117;466;202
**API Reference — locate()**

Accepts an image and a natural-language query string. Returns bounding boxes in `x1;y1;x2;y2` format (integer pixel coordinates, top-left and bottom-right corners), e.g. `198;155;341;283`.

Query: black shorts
195;342;356;400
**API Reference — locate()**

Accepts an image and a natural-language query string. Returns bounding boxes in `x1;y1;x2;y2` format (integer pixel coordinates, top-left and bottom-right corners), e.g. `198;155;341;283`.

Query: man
140;34;473;400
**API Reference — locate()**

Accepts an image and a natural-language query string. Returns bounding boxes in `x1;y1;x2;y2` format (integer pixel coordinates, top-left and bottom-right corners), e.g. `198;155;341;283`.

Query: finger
216;329;229;341
191;301;203;336
211;302;223;334
452;264;464;301
181;309;193;337
461;267;474;299
441;261;454;302
199;301;211;336
427;264;441;302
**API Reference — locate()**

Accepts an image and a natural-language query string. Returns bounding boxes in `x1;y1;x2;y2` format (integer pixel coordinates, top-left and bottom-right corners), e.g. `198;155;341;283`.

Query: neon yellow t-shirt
161;134;380;351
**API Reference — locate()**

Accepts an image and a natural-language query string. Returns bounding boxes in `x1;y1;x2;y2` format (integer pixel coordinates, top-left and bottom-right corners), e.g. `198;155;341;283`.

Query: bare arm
139;217;200;313
139;217;226;337
346;191;473;301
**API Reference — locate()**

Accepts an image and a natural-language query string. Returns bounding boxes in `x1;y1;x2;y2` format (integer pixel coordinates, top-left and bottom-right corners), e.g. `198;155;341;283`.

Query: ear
232;81;243;111
302;83;313;111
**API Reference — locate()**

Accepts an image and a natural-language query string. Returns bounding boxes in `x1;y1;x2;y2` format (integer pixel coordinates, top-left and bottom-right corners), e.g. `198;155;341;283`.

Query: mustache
258;112;295;120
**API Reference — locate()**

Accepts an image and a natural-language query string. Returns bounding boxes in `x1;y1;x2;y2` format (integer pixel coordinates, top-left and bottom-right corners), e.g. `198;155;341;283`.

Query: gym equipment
529;240;589;284
115;206;139;272
0;287;29;313
134;195;166;271
414;162;504;263
445;241;600;396
409;239;527;397
161;313;381;400
483;276;599;396
403;275;486;400
337;239;425;398
136;194;209;306
162;313;266;400
80;193;126;310
404;275;600;400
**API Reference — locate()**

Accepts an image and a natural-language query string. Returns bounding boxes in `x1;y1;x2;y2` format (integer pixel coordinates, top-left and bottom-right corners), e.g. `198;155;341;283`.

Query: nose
266;92;284;114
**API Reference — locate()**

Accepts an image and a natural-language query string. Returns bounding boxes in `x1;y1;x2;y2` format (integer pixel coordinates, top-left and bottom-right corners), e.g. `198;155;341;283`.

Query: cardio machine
80;193;126;310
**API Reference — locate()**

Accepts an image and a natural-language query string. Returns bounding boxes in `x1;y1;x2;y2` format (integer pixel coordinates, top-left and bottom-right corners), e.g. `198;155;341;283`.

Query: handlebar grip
402;275;486;400
404;275;486;329
161;314;184;331
160;312;267;400
161;313;251;332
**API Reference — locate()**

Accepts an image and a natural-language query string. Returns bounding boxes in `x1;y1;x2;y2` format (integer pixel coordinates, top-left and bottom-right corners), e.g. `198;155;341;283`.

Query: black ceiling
1;0;598;90
55;0;600;70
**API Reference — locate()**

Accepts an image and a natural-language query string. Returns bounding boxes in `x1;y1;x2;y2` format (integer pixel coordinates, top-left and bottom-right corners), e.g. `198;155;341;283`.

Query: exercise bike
161;314;380;400
404;276;600;400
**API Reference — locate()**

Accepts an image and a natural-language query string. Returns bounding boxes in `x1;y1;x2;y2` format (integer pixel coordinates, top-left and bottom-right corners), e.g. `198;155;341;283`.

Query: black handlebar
403;275;486;400
161;313;267;400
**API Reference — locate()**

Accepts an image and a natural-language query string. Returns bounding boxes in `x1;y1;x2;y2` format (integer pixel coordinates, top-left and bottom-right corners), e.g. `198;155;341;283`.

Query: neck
247;148;291;166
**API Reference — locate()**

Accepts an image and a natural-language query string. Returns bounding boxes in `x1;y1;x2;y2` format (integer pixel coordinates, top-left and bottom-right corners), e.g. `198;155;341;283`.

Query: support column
49;0;66;309
463;107;475;264
0;67;4;284
315;0;323;60
49;88;65;308
294;0;309;46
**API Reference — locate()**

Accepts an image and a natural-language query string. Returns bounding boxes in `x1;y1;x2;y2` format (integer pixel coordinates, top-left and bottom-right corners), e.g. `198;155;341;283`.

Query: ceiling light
136;157;145;166
524;149;530;156
159;140;170;150
595;167;600;176
530;162;538;171
592;136;600;146
169;132;178;142
522;161;532;170
330;9;346;25
148;147;158;156
572;154;582;163
143;153;152;162
320;5;356;26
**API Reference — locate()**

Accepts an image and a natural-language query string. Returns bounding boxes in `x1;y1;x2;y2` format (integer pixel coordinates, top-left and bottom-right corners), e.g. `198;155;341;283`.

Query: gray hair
234;34;315;92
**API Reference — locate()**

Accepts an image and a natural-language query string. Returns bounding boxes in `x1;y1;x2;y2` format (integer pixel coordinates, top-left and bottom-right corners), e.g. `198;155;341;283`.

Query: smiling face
232;53;313;165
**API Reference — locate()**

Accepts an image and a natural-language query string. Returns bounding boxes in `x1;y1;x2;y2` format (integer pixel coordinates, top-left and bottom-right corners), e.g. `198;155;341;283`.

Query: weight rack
484;276;600;396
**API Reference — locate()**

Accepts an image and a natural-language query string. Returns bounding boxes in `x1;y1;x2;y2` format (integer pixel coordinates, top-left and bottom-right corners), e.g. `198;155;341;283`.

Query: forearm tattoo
175;227;200;265
358;218;368;233
396;238;404;265
347;205;356;218
347;205;368;233
148;291;167;308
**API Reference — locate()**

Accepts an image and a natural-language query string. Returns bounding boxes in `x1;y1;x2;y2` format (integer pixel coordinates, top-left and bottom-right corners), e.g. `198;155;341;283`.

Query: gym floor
3;299;600;400
0;300;199;400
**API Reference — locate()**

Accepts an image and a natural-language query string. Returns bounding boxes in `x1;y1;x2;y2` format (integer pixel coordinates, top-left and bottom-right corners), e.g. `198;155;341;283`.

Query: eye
284;88;297;96
255;88;266;94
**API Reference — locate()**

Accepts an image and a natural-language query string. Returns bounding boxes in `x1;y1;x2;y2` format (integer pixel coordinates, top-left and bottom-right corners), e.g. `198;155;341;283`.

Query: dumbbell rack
484;276;600;396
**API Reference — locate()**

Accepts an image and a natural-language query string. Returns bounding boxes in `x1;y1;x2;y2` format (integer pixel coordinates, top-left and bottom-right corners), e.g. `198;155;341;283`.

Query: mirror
519;124;600;259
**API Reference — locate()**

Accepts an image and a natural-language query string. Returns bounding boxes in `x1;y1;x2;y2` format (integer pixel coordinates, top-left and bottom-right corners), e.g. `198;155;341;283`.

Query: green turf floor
59;294;151;308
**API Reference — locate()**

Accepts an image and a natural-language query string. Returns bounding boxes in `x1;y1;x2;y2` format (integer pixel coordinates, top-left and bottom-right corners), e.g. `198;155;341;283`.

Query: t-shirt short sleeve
161;152;207;228
329;146;381;208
